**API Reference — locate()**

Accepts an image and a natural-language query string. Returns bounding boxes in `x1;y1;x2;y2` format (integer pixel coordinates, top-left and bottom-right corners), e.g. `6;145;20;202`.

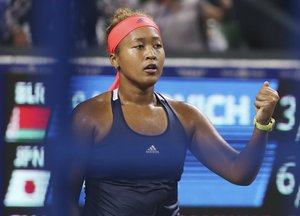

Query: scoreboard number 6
276;162;296;195
276;161;299;208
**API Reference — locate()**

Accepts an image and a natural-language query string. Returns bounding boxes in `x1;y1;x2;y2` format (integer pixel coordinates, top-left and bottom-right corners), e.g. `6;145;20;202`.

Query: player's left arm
170;81;279;185
228;81;280;184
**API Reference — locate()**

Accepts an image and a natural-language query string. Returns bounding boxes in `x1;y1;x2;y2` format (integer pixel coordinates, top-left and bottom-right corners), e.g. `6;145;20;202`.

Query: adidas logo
146;145;159;154
136;18;150;24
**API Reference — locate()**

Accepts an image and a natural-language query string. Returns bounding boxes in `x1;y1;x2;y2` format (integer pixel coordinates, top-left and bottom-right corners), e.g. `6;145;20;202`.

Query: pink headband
107;16;160;91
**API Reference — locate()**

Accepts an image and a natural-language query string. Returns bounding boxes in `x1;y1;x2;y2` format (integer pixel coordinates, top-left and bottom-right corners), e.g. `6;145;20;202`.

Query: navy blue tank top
83;90;188;216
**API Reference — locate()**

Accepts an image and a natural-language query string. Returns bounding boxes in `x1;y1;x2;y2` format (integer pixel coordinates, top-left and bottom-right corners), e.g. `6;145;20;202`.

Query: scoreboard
1;57;54;216
1;56;300;216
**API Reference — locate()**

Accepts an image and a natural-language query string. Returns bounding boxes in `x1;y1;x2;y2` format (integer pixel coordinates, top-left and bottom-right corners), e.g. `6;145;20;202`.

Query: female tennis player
68;7;279;216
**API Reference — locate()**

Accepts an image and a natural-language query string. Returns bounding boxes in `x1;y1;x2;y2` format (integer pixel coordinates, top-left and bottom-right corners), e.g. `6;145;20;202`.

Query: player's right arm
67;93;113;215
67;101;95;216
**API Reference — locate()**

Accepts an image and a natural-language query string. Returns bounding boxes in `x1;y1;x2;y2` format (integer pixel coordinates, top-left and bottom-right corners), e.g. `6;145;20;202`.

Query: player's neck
118;85;156;106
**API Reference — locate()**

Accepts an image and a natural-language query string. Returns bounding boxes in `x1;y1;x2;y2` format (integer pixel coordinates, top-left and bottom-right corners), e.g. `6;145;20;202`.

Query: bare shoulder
71;92;112;140
162;95;206;137
163;94;205;118
73;92;111;121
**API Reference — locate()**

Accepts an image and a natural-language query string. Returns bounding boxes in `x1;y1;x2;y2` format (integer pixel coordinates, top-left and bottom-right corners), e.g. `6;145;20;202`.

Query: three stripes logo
146;145;159;154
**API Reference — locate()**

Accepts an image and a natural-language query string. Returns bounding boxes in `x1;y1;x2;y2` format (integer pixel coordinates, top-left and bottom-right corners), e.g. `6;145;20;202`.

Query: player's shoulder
158;93;206;137
160;93;200;115
74;91;110;111
72;91;111;123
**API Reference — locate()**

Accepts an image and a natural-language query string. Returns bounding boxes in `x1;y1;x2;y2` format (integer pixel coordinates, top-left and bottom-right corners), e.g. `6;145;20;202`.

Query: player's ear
109;53;119;69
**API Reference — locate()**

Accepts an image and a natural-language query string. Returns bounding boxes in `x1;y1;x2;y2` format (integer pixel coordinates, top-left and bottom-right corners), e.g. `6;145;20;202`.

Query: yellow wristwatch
253;117;276;132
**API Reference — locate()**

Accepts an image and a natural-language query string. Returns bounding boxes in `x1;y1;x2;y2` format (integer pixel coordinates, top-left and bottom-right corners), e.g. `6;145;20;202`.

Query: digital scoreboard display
1;56;300;216
1;59;54;216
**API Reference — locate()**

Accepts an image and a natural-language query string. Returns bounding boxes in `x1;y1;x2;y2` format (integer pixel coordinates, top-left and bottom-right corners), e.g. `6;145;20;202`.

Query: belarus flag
5;106;51;142
4;169;50;207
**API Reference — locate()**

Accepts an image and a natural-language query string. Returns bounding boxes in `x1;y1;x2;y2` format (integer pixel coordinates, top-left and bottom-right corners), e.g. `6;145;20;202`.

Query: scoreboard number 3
276;95;296;131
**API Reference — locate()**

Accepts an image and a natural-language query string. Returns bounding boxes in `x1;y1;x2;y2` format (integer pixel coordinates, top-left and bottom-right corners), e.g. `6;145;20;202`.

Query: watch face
270;117;276;131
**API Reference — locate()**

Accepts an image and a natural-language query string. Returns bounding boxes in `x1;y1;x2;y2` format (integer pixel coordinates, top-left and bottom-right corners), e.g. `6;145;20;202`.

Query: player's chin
140;77;160;88
147;79;159;87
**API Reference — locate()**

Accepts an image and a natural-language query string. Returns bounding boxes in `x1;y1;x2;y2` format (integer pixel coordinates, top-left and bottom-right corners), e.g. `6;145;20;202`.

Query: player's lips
144;64;158;73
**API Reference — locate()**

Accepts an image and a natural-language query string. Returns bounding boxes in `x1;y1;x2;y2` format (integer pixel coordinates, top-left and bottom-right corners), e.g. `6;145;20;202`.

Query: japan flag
4;169;50;207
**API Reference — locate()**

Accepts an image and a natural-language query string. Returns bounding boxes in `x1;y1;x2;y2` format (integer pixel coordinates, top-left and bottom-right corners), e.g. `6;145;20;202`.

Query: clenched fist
254;81;280;124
